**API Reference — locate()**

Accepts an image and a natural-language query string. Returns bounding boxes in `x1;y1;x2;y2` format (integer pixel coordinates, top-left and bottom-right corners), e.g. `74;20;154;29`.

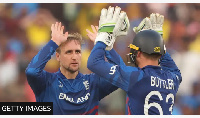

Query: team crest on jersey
58;81;63;88
83;80;89;90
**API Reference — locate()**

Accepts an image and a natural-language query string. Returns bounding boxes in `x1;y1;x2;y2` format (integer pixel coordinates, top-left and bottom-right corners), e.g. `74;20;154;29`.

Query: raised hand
51;22;68;46
133;17;151;34
150;13;164;35
94;6;128;51
86;25;98;43
98;6;129;37
133;13;164;36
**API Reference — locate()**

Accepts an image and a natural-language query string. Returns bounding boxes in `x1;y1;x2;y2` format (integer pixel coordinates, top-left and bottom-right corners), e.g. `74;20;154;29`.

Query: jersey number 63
144;91;174;115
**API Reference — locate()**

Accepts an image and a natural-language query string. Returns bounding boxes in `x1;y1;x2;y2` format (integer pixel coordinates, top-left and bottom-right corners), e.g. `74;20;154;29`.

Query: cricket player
87;6;182;115
25;20;129;115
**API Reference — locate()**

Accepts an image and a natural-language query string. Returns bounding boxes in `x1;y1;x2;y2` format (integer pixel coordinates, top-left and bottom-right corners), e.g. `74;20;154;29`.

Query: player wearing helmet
87;7;182;115
128;30;165;67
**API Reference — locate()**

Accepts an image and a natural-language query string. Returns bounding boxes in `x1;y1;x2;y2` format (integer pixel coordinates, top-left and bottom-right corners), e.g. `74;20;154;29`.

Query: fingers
86;33;95;42
107;6;114;20
160;15;164;24
157;14;164;25
95;26;98;31
86;25;97;42
61;26;64;34
145;17;152;29
64;32;68;38
51;24;54;32
150;13;164;25
58;22;64;34
150;13;156;24
51;22;58;35
58;22;61;32
100;8;107;25
86;25;98;35
133;17;151;33
100;8;107;19
114;11;126;33
124;15;130;31
86;29;94;40
155;13;160;18
55;22;58;31
136;18;146;31
86;29;93;35
119;11;126;22
113;6;121;22
52;22;62;32
91;25;97;33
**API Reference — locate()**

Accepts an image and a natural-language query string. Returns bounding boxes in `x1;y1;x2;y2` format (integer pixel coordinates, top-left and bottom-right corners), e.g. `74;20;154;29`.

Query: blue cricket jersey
87;42;182;115
25;40;119;115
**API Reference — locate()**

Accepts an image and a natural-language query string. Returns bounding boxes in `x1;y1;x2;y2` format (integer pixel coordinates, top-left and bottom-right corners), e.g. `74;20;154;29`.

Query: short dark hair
56;33;83;53
142;52;162;61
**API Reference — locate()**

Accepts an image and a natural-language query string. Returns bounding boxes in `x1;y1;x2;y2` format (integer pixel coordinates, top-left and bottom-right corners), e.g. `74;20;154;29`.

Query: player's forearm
25;40;58;77
88;42;129;91
160;52;182;82
105;49;126;66
88;42;112;78
160;52;178;70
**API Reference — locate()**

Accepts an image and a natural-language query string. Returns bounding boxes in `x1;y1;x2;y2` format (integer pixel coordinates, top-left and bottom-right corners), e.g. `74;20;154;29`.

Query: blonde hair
56;33;83;53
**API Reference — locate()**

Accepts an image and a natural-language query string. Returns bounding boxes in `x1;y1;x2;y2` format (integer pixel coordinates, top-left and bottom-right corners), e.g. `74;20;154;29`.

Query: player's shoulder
123;65;139;71
161;69;180;80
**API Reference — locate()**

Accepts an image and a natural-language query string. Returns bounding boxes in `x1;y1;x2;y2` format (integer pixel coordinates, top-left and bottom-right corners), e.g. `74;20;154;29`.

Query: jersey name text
151;76;174;90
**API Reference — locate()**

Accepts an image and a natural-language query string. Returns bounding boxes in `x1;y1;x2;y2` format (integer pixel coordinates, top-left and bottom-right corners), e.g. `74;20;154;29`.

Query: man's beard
64;65;79;73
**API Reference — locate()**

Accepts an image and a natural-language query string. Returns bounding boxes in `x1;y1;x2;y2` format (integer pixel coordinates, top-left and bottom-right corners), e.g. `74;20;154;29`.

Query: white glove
96;6;128;50
98;6;129;36
133;17;152;33
133;13;164;36
96;7;116;50
116;11;130;36
150;13;164;35
95;32;115;49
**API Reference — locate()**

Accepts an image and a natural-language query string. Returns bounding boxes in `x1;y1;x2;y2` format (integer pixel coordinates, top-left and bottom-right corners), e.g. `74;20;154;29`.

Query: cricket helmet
127;30;165;65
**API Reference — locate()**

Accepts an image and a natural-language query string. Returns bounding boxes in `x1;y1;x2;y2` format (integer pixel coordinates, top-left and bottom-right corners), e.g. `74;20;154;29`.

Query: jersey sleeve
88;42;139;92
92;74;118;100
25;40;58;96
160;52;182;84
96;49;125;100
105;49;125;66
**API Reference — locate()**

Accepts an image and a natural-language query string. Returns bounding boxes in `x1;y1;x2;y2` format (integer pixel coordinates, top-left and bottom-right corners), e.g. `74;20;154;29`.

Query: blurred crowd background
0;3;200;115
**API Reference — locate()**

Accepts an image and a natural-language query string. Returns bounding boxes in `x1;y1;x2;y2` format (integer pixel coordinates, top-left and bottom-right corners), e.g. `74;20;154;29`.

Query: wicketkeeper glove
133;17;151;33
133;13;164;36
95;6;129;50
